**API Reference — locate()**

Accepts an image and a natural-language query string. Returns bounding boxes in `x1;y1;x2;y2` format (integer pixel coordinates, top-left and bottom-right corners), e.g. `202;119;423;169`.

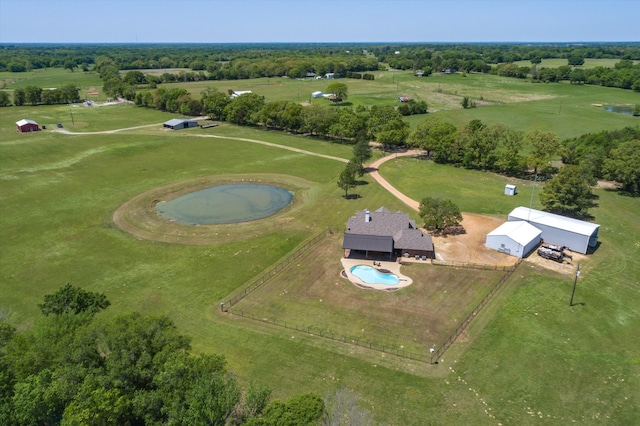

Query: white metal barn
486;221;542;258
508;207;600;254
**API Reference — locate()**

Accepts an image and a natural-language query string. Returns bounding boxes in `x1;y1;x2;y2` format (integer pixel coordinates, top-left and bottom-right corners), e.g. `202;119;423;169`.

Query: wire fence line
219;230;522;367
221;229;332;310
430;258;519;272
226;309;430;363
430;258;523;365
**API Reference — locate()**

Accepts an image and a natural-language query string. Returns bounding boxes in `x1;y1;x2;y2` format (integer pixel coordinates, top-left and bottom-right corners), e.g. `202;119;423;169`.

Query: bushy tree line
374;43;640;74
6;84;81;106
133;85;426;145
562;126;640;193
531;60;640;91
0;285;327;425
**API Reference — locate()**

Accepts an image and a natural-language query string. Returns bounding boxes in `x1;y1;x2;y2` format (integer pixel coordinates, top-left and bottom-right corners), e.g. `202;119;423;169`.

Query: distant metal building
16;119;40;132
163;118;198;130
508;207;600;254
486;221;542;258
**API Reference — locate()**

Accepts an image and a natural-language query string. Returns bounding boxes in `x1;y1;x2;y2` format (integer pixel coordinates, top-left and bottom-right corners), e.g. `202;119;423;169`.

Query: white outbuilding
311;91;324;98
504;184;517;196
163;118;199;130
508;207;600;254
486;220;542;258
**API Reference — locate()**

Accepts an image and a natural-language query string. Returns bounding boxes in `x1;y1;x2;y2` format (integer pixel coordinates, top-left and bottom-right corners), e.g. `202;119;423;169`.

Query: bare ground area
431;213;518;267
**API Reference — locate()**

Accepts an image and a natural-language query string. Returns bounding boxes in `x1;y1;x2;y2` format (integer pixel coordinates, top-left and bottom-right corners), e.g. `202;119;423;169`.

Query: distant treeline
2;43;640;89
0;84;80;106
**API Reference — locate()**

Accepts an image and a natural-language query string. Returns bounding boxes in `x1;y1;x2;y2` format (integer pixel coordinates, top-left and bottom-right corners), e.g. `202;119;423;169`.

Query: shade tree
602;139;640;193
540;165;596;217
419;197;463;233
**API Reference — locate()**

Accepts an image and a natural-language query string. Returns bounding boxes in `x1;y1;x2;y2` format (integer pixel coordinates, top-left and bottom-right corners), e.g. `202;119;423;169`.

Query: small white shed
505;184;517;196
486;221;542;258
311;91;323;98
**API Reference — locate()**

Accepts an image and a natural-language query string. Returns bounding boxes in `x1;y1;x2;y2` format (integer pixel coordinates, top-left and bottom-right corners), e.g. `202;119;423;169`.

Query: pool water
156;184;293;225
350;265;400;285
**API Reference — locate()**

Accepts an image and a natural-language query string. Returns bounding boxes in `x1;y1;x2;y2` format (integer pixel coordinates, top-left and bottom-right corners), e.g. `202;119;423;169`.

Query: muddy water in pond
603;105;634;115
156;184;293;225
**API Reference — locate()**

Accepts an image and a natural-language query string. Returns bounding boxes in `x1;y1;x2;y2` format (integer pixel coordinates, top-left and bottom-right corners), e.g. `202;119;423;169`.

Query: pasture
1;69;640;425
159;70;638;139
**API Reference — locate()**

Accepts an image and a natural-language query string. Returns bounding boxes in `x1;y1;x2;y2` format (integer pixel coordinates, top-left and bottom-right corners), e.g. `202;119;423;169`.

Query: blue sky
0;0;638;43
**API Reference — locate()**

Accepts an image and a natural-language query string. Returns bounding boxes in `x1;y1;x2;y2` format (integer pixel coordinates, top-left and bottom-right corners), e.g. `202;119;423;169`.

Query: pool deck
340;258;413;291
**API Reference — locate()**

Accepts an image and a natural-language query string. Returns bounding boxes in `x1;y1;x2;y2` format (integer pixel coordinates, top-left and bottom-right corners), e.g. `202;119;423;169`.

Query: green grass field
2;71;640;425
159;70;638;139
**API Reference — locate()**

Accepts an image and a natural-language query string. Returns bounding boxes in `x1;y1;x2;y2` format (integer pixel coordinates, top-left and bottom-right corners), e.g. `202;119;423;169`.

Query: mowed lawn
228;232;506;357
2;84;640;425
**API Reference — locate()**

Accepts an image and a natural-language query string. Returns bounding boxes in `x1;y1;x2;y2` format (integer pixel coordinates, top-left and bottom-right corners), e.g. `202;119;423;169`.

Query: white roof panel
508;207;599;237
488;221;542;246
16;119;38;126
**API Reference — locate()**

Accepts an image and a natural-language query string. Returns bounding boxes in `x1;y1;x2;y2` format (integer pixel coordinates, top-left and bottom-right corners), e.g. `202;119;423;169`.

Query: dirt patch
431;213;518;267
596;180;619;190
86;87;100;97
523;249;586;276
112;174;315;245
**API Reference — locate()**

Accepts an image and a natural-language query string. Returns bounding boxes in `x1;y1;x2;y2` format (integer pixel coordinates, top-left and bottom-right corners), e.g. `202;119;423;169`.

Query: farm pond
156;183;294;225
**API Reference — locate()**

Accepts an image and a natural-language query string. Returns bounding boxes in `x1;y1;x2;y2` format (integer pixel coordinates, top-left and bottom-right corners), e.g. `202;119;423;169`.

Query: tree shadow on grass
344;193;361;200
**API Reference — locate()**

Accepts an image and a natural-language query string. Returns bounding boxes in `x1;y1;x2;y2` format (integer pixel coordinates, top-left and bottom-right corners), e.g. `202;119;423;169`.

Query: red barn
16;119;40;133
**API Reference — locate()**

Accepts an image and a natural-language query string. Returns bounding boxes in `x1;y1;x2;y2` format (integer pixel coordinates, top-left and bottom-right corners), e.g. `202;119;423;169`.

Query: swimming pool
350;265;400;285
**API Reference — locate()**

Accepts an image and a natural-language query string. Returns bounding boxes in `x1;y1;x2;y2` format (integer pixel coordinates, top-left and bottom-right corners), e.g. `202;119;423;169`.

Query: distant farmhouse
163;118;198;130
16;119;40;133
342;207;434;260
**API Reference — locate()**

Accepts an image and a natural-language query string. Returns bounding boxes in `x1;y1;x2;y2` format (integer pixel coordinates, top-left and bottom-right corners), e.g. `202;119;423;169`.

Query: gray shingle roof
343;207;432;252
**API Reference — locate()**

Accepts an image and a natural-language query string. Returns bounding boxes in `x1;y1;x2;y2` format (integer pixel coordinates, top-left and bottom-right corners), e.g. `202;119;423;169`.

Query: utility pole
569;263;581;306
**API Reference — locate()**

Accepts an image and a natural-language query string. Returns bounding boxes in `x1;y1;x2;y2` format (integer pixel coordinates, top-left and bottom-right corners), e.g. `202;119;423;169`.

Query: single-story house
325;73;335;79
508;206;600;254
486;221;542;258
305;72;316;78
163;118;199;130
342;207;434;260
311;91;324;98
16;119;40;133
230;90;252;98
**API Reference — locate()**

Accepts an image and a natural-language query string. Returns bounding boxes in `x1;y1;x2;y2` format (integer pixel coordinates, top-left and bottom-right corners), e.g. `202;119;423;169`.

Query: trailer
537;244;572;263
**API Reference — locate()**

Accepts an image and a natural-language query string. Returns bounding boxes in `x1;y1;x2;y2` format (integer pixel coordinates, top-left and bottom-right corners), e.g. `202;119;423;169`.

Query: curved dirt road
366;151;516;266
366;150;421;211
56;125;513;265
